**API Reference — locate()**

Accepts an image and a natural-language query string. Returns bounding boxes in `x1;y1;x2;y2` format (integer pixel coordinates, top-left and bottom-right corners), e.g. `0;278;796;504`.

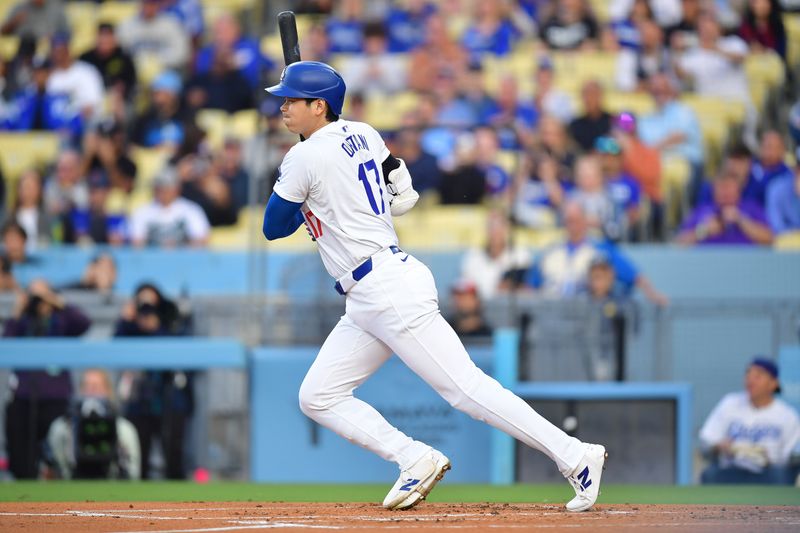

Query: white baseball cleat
383;449;451;510
565;443;608;512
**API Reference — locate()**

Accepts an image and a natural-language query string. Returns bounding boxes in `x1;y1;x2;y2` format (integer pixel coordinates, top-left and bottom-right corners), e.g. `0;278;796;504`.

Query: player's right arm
263;147;311;241
263;192;305;241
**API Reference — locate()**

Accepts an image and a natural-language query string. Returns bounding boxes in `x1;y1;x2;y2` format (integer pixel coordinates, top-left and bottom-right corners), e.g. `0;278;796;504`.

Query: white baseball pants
298;251;585;475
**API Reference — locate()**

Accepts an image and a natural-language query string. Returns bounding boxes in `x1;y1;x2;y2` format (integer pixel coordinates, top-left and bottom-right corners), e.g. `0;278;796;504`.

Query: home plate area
1;502;799;532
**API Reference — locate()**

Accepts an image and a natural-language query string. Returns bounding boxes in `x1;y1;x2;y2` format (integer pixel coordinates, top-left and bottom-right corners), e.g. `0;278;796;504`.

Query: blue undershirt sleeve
262;192;305;241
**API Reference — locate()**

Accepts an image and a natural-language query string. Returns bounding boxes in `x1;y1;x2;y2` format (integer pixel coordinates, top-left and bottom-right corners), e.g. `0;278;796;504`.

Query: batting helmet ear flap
266;61;346;116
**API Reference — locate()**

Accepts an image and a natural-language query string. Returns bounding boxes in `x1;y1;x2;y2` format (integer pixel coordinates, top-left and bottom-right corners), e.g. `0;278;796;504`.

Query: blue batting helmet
266;61;346;116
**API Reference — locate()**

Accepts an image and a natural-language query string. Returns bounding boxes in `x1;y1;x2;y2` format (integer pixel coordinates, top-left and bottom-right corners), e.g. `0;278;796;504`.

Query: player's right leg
298;314;446;509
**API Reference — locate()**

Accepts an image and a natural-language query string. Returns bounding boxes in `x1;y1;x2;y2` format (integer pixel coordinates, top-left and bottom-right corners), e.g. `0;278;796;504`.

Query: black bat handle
277;11;301;65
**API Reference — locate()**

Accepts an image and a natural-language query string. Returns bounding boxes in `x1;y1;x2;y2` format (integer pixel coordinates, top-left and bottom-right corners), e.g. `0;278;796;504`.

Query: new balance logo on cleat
399;479;420;491
576;466;592;491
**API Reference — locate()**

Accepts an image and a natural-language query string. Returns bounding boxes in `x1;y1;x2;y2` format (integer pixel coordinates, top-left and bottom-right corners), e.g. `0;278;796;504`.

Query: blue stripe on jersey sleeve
263;192;305;241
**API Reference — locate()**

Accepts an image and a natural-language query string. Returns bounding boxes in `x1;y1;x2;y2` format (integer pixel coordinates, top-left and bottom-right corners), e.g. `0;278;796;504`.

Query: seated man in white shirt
129;167;210;247
699;357;800;485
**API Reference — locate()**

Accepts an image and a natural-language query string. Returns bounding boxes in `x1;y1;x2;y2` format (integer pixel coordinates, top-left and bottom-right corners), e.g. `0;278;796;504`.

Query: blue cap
595;136;621;155
151;70;183;94
265;61;346;116
51;32;71;47
750;357;781;393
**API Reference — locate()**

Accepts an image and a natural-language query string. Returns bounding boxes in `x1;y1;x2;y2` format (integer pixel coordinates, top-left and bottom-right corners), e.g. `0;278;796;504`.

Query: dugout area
0;483;799;532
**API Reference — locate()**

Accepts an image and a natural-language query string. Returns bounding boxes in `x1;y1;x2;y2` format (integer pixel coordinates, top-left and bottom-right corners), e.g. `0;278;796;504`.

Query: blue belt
335;246;403;295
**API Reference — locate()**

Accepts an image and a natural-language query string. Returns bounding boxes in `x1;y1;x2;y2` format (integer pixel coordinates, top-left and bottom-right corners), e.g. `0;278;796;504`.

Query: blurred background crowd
0;0;799;485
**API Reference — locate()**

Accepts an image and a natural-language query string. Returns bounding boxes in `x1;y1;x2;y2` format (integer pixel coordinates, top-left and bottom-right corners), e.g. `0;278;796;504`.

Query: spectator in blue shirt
195;12;274;90
744;130;793;208
6;56;82;138
461;0;518;57
595;136;641;240
162;0;204;45
475;126;511;197
485;75;538;150
325;0;364;54
524;201;667;304
766;150;800;234
385;0;435;52
391;125;442;195
609;0;654;50
131;71;188;150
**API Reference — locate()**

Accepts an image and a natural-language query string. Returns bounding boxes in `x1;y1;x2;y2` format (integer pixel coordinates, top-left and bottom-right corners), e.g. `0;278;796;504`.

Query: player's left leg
348;253;606;511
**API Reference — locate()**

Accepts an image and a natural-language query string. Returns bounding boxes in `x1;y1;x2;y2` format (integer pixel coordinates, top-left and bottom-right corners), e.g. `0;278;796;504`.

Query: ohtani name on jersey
341;134;370;157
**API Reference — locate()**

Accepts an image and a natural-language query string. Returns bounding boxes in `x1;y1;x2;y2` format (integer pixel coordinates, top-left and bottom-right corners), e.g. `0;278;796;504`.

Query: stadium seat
661;156;691;230
588;0;611;23
364;91;419;131
65;2;97;56
0;132;60;181
230;109;260;141
97;1;138;26
604;91;654;116
513;226;564;249
774;231;800;250
130;146;169;187
0;35;18;60
496;151;518;175
552;51;619;88
196;109;229;149
681;94;746;128
784;14;800;67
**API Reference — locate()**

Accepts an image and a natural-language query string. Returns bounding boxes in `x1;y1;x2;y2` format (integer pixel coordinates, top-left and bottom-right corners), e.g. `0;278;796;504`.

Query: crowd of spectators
0;0;797;254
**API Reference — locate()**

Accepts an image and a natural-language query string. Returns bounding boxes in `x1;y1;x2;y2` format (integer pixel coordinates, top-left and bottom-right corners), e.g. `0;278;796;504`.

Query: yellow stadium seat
745;52;784;88
783;14;800;67
774;231;800;250
261;34;282;62
0;35;18;60
130;146;169;187
230;109;259;140
661;156;691;229
415;206;489;249
552;51;619;87
682;94;746;128
196;108;229;149
105;188;130;215
513;227;564;248
97;1;138;26
604;91;654;115
588;0;611;23
135;54;165;88
364;91;419;131
0;132;60;180
128;187;153;213
0;0;16;21
209;225;248;249
496;150;518;174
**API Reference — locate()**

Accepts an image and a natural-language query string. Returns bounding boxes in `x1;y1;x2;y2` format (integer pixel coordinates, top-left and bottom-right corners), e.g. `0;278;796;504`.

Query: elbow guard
384;157;419;216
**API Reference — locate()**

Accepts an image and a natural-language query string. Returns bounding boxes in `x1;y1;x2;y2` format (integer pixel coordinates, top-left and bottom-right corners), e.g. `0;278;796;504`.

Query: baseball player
262;61;607;512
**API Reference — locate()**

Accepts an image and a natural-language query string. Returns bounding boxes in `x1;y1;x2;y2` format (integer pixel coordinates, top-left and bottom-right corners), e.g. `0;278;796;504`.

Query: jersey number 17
357;159;385;215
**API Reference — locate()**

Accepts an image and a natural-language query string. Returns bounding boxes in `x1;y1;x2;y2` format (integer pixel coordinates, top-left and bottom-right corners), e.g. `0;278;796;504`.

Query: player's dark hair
304;98;339;122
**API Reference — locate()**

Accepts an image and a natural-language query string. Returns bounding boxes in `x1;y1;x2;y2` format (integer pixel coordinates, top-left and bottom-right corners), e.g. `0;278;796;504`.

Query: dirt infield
1;501;798;532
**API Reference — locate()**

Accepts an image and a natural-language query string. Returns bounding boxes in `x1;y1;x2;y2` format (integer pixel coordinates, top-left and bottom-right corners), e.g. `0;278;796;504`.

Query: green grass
1;482;798;506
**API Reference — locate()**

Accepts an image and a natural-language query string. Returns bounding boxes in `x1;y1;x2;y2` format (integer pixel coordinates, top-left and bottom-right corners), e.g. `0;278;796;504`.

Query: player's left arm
263;192;306;241
382;153;419;216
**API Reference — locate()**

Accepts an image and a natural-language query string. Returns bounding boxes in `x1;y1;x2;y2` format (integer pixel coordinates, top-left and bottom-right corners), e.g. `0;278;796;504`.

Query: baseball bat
278;10;301;65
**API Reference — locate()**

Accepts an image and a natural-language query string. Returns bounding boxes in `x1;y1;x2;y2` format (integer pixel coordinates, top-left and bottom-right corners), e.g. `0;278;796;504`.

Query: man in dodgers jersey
262;61;607;512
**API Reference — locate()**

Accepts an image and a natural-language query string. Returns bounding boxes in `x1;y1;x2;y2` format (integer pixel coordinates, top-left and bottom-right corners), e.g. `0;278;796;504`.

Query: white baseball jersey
273;119;399;279
699;392;800;466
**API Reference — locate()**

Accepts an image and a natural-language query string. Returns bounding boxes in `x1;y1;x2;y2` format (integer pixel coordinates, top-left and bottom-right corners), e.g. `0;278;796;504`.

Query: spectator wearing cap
195;12;274;90
79;23;137;102
131;71;189;150
0;0;68;40
385;0;435;52
340;21;407;97
6;55;83;136
118;0;190;70
461;210;531;300
569;80;612;153
69;171;127;245
129;166;210;247
461;0;519;57
612;112;664;239
676;166;773;246
47;32;105;121
186;47;254;114
525;201;668;305
446;279;493;339
615;19;671;92
539;0;600;51
595;136;642;241
700;357;800;485
81;117;138;194
531;57;573;124
766;148;800;234
325;0;365;54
